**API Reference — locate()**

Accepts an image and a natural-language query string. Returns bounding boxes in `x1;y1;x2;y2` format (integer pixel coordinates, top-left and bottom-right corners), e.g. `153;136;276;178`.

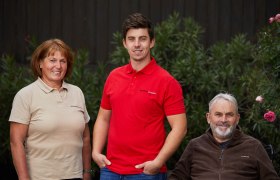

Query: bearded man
168;93;279;180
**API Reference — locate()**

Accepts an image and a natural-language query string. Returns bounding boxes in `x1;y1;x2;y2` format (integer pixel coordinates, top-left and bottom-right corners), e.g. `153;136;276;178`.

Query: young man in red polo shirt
92;12;187;180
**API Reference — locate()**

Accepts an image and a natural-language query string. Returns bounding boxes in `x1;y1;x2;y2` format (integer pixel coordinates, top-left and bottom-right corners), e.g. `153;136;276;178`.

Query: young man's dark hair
122;12;154;40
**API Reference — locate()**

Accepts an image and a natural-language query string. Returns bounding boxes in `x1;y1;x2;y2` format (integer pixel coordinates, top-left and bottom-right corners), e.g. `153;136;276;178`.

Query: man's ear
236;113;240;125
206;113;210;124
150;38;155;49
123;39;127;49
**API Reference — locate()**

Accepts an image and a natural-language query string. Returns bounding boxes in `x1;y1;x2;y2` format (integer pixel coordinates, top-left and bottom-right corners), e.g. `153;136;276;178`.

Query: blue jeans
100;167;167;180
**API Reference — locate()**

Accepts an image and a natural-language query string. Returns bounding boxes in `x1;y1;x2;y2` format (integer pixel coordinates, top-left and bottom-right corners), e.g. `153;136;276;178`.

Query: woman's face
40;50;67;89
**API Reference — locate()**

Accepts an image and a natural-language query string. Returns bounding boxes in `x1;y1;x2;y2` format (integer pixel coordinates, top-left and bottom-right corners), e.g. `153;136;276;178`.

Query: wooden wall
1;0;279;64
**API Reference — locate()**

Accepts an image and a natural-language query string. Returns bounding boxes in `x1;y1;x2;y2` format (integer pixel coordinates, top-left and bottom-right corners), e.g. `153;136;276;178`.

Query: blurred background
1;0;279;64
1;0;280;179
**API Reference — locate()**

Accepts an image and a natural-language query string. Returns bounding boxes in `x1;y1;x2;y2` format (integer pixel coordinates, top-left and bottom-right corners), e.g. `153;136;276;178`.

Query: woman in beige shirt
9;39;91;180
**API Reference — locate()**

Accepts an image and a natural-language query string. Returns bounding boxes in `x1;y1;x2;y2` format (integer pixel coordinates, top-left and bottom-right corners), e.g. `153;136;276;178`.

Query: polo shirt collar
36;77;68;93
126;57;157;75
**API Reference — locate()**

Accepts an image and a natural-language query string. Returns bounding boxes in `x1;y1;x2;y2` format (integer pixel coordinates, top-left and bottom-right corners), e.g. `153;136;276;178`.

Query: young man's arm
135;113;187;174
92;107;112;168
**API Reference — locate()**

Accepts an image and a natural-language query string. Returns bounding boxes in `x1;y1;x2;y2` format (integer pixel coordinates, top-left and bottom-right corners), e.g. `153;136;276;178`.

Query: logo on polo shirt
140;89;157;95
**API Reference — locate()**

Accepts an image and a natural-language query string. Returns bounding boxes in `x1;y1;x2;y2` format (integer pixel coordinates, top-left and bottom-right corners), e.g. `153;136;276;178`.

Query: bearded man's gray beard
210;122;237;141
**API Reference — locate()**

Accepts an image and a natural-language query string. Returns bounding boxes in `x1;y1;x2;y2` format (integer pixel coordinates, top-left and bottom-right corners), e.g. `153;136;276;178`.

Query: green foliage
0;55;33;164
247;22;280;171
110;13;280;174
110;32;129;66
153;13;205;71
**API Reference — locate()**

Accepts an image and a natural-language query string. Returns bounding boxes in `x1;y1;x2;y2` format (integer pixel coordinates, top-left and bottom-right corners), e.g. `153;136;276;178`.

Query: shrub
0;55;33;165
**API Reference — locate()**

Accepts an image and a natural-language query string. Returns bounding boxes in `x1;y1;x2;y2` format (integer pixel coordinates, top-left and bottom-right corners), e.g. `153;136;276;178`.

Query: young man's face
123;28;155;62
206;99;240;143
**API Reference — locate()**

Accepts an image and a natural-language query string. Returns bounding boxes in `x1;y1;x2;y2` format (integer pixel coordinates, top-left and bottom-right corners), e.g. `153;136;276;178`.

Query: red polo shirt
101;58;185;174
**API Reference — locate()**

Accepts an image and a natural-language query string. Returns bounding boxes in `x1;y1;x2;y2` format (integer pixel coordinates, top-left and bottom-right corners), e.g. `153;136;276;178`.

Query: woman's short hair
31;39;74;78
